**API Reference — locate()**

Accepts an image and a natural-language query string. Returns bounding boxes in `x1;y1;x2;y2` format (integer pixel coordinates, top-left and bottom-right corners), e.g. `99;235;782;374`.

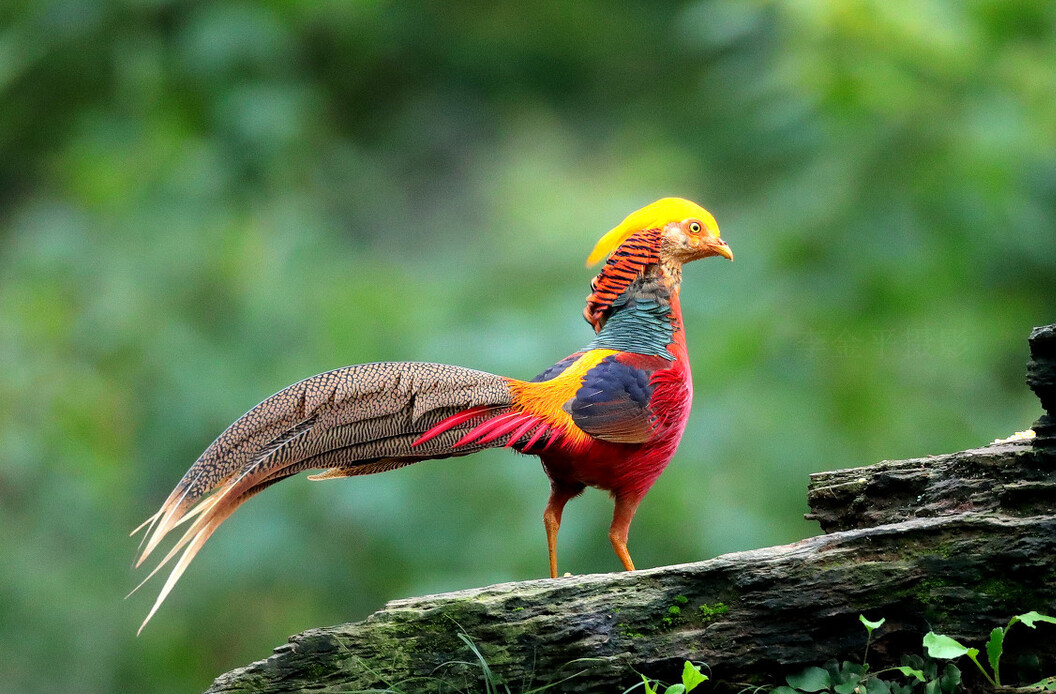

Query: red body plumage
541;302;693;502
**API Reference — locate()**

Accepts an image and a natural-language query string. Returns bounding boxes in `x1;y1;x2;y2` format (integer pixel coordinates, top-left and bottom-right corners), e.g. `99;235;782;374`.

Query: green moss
475;641;512;667
911;577;955;622
932;542;955;559
914;577;952;604
658;595;696;628
698;602;730;623
979;578;1014;600
662;605;684;628
304;662;331;680
618;623;646;639
977;577;1039;607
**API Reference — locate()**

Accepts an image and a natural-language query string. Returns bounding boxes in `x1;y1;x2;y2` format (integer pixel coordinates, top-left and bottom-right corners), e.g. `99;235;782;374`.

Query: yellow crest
587;197;720;266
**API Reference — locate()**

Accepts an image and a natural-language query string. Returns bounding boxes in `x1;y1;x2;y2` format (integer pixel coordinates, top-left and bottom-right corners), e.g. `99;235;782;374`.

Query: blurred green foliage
1;1;1054;692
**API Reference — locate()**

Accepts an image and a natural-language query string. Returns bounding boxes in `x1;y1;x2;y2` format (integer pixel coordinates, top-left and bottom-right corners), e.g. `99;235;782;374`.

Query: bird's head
587;197;732;269
582;197;731;332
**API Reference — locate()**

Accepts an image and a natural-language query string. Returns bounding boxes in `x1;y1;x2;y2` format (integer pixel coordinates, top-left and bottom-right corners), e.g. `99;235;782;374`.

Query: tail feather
133;361;513;629
307;457;416;480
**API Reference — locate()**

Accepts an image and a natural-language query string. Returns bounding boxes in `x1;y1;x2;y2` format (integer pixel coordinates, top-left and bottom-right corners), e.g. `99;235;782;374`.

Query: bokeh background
1;1;1054;692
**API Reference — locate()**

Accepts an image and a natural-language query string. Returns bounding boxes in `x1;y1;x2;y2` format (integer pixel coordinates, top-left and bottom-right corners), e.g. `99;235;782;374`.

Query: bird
131;197;732;632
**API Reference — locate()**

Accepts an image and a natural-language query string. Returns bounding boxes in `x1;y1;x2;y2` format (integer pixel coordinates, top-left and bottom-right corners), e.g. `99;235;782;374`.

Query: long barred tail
131;361;514;632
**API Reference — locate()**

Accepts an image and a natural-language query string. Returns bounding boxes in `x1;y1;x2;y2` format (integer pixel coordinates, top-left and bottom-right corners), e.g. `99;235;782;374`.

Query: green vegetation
341;629;601;694
619;623;647;640
633;661;709;694
776;658;959;694
923;611;1056;688
1;2;1054;693
778;612;1056;694
698;602;730;623
339;610;1056;693
662;595;692;628
777;616;957;694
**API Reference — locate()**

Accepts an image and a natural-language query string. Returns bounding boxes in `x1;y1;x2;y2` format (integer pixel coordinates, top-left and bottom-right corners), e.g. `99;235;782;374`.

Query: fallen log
205;325;1056;694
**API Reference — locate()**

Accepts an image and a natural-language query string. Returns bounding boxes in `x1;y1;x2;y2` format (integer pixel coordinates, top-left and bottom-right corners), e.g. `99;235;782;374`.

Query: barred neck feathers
584;228;664;332
586;269;681;360
583;226;686;360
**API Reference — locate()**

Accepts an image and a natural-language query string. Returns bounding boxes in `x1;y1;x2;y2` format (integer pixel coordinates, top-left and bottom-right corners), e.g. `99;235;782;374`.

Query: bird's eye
688;221;702;234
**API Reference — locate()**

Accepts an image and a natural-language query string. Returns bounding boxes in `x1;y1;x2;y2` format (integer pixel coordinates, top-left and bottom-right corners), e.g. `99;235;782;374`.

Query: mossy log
206;325;1056;694
208;509;1056;694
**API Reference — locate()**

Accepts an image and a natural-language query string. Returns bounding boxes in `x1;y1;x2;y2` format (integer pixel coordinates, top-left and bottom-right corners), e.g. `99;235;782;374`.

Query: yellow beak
708;237;734;261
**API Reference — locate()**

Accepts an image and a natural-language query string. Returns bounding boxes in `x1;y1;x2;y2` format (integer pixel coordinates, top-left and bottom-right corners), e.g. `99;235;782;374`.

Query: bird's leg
608;494;643;572
543;483;584;578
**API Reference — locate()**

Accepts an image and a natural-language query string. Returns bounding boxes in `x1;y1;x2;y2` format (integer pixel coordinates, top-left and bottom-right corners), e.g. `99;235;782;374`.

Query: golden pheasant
132;197;732;631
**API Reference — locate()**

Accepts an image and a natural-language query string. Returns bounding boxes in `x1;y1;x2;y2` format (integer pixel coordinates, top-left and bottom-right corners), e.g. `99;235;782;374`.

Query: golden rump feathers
586;197;720;266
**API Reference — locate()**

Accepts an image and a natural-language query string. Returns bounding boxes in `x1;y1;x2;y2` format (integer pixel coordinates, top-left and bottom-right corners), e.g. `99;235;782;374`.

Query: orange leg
609;494;643;572
543;483;584;578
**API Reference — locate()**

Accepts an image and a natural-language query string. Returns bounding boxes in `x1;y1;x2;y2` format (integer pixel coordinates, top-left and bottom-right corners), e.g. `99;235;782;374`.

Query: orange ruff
584;228;662;331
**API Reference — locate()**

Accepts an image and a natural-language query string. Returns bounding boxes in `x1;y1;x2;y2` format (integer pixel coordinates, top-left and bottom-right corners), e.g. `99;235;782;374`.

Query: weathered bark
805;440;1055;533
1028;324;1056;446
206;325;1056;694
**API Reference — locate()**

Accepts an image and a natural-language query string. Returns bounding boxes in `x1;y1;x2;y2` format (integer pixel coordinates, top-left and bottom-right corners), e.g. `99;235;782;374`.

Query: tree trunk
206;325;1056;694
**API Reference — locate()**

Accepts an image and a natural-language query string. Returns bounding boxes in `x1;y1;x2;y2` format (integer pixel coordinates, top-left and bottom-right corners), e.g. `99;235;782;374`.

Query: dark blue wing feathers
568;356;655;444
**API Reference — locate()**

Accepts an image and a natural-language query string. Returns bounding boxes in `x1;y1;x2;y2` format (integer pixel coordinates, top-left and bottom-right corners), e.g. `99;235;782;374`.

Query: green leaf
924;679;939;694
859;615;886;633
939;663;962;693
1016;611;1056;628
846;663;865;679
923;632;970;659
865;678;890;694
985;626;1004;677
963;648;992;685
681;661;708;692
642;675;658;694
893;666;925;682
665;685;686;694
787;666;832;692
833;681;857;694
837;662;865;684
901;654;924;671
1029;675;1056;691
